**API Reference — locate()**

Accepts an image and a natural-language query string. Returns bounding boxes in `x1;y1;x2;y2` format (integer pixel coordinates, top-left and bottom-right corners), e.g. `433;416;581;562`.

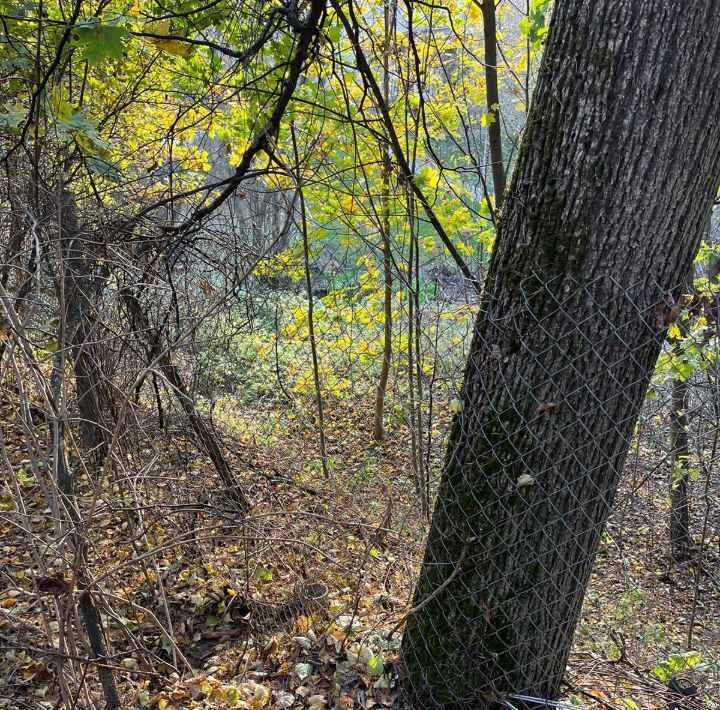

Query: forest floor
0;394;719;709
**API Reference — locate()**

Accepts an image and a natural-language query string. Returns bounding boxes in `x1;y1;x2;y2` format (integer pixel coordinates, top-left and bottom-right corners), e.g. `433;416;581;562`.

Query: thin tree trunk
50;214;120;708
407;192;428;515
669;371;692;558
291;125;330;479
0;165;26;365
373;0;396;442
401;1;720;706
668;267;697;560
73;321;110;458
478;0;506;210
373;164;393;442
1;159;25;291
53;440;120;709
58;190;111;460
160;361;246;498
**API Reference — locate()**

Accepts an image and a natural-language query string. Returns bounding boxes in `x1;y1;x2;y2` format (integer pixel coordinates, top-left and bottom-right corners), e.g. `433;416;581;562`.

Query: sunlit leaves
253;247;307;283
653;242;720;388
652;651;704;683
144;20;194;57
47;86;113;160
480;111;496;127
518;0;552;47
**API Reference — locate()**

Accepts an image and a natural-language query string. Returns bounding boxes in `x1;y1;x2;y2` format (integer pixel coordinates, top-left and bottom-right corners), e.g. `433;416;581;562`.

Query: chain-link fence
179;243;720;707
2;199;720;708
396;273;720;708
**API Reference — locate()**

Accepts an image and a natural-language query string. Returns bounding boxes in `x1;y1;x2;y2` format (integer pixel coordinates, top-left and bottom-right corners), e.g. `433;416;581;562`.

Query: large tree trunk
400;2;720;707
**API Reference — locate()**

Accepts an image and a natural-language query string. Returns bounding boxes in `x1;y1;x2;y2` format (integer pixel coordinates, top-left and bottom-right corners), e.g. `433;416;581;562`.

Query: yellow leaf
159;39;193;57
450;398;464;414
248;683;270;708
145;21;194;57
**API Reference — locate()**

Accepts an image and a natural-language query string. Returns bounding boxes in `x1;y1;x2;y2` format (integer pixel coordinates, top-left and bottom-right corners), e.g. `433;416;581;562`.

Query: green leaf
16;469;34;488
480;112;496;127
326;25;341;43
519;0;551;46
367;655;384;676
652;661;672;683
0;102;25;129
223;686;240;707
653;651;703;682
73;18;130;65
87;157;122;183
253;565;274;582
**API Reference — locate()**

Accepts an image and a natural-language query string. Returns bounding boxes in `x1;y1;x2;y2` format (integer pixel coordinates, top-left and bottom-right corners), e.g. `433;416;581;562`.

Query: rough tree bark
400;2;720;707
